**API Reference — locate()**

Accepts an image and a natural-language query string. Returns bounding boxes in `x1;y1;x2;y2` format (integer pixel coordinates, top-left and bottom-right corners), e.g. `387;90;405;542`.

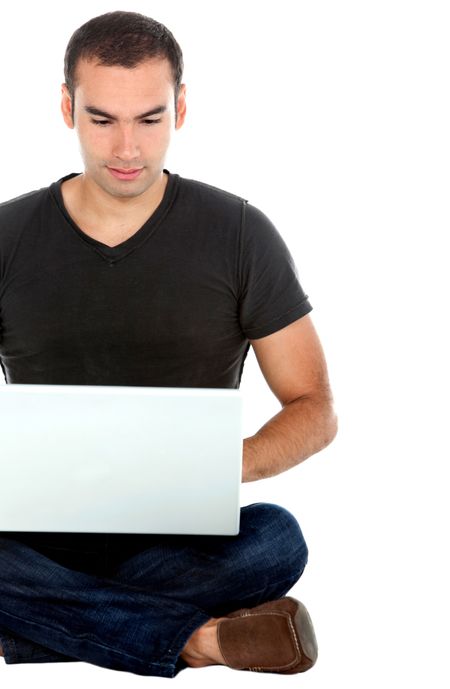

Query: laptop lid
0;384;242;535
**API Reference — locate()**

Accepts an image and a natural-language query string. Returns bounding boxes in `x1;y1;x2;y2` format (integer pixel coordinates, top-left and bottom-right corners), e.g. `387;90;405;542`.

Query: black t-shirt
0;169;312;388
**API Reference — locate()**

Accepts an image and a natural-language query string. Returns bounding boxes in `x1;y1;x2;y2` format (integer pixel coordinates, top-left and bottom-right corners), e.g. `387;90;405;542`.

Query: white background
1;1;449;687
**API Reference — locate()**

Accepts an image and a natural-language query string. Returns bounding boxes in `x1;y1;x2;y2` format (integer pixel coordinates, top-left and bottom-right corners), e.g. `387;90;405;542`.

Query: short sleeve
238;201;312;339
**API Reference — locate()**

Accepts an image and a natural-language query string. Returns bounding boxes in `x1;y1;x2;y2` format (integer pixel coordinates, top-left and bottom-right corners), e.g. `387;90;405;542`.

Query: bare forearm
242;395;337;483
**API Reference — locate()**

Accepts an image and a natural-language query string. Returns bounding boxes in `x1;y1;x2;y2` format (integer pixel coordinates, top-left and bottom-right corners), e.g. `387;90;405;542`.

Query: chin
105;183;149;199
100;171;151;198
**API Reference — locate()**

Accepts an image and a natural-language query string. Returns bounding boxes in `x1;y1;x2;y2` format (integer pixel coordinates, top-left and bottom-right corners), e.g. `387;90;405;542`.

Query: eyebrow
84;105;167;120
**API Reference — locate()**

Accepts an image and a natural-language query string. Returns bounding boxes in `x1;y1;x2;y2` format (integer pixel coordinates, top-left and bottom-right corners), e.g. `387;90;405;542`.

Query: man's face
61;57;186;199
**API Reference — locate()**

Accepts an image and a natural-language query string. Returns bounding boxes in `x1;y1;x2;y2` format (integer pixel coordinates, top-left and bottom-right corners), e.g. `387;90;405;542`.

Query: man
0;11;337;678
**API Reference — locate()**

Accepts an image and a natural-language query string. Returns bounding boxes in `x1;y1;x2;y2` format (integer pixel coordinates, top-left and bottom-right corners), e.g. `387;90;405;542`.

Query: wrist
241;435;259;483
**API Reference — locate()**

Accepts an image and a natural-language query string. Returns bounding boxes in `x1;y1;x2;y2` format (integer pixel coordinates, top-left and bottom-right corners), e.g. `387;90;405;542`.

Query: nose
111;124;140;162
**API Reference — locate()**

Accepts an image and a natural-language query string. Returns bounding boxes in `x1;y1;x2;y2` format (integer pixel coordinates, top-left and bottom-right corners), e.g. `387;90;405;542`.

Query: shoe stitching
235;610;301;672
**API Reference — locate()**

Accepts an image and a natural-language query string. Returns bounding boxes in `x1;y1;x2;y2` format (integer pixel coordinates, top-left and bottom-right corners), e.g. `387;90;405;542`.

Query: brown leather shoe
216;596;318;673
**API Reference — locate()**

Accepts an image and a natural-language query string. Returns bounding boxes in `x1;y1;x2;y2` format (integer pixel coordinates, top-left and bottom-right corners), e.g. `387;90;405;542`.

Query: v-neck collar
49;169;179;263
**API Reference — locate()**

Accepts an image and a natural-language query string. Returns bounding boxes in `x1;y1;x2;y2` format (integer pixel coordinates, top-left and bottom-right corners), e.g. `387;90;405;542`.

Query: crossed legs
0;503;308;676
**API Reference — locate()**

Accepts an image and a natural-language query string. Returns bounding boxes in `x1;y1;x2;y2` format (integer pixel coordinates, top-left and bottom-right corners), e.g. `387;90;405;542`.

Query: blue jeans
0;502;308;678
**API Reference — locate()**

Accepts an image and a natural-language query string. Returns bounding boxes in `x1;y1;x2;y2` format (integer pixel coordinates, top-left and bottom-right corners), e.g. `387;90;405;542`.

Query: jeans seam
159;609;213;668
0;606;173;670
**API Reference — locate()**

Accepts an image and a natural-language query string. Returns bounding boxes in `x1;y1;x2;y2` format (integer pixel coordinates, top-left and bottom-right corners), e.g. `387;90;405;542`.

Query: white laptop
0;384;242;536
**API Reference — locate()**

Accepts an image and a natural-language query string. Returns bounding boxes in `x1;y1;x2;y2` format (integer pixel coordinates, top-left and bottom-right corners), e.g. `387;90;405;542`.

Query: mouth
107;167;144;181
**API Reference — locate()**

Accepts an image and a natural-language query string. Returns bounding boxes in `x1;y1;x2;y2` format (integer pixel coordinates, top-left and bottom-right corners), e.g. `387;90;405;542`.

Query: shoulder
0;185;49;213
177;174;248;215
176;174;279;235
175;174;287;250
0;184;49;231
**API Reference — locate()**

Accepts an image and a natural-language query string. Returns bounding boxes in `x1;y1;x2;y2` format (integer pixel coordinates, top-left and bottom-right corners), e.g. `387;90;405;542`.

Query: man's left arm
242;313;338;482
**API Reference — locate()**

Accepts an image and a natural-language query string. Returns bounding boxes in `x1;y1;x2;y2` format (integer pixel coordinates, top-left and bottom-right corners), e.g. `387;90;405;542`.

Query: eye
90;118;162;126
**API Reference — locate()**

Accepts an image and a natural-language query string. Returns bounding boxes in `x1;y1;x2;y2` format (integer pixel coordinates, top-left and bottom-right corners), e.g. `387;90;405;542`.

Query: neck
76;170;167;225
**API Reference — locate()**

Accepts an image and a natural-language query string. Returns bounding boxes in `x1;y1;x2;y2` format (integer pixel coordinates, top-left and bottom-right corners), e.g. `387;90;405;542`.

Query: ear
175;83;187;130
61;83;75;129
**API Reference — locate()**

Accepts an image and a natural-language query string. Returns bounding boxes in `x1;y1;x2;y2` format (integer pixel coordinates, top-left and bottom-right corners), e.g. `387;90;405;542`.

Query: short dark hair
63;11;184;122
